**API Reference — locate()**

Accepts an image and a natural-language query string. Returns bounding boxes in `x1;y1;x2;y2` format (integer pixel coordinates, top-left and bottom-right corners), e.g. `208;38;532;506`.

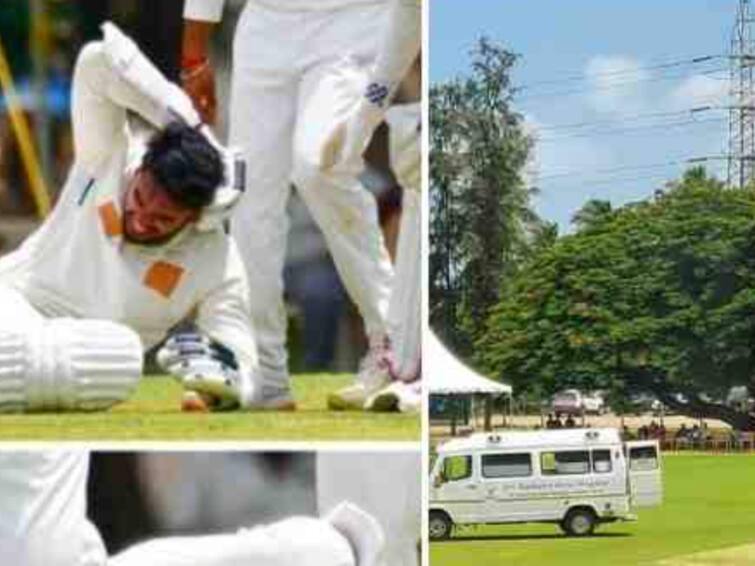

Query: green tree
430;37;535;354
572;199;613;231
478;168;755;430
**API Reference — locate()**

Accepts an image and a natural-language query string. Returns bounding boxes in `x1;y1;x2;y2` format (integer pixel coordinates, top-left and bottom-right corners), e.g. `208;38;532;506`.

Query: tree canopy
430;37;537;355
477;168;755;430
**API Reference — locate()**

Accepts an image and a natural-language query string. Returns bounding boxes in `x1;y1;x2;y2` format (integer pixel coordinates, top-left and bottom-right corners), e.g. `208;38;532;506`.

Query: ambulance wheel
429;511;453;540
561;508;596;536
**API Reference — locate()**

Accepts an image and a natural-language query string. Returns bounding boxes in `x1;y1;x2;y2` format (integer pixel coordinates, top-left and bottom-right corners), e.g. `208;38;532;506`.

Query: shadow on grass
442;532;632;542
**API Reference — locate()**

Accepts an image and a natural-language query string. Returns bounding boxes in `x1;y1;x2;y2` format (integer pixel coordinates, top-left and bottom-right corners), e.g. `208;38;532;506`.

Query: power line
536;159;687;181
533;107;717;133
536;155;732;182
535;171;693;190
537;118;725;143
535;165;729;195
517;66;728;102
515;54;721;92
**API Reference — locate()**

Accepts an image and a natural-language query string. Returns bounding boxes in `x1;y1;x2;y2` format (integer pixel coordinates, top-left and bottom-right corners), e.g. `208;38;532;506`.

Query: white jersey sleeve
194;238;258;406
183;0;226;22
0;451;107;566
109;516;353;566
71;23;200;175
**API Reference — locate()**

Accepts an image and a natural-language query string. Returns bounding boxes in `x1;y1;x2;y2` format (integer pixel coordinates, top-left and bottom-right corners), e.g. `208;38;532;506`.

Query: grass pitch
430;454;755;566
0;374;419;441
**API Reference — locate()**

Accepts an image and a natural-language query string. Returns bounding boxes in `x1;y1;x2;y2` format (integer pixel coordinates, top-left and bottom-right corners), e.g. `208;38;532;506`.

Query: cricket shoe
246;384;297;411
327;336;395;411
366;379;421;413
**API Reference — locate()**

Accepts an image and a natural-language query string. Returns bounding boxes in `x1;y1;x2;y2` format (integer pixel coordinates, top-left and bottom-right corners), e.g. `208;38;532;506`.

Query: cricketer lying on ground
0;23;262;412
0;450;385;566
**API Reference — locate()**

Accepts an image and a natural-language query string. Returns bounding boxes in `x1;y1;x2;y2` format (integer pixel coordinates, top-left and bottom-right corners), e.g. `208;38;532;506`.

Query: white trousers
385;104;421;379
229;2;394;388
388;188;420;379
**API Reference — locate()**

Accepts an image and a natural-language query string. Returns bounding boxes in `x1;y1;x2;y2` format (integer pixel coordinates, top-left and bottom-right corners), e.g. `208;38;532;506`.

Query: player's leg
368;102;422;412
386;188;420;377
0;285;143;412
227;5;299;409
108;515;355;566
291;6;396;410
385;102;421;380
293;67;395;408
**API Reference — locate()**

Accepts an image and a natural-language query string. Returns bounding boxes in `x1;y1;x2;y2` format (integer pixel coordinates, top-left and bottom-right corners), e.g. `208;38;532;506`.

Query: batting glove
157;332;241;410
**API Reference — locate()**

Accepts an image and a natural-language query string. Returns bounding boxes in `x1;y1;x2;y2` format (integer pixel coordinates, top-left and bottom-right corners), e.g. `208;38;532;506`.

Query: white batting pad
0;318;143;412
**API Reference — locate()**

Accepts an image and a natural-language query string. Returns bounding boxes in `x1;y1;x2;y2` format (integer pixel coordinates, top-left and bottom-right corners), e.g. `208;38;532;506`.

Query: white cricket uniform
0;451;355;566
108;516;355;566
386;103;421;379
0;26;259;409
317;452;421;566
184;0;394;390
0;451;107;566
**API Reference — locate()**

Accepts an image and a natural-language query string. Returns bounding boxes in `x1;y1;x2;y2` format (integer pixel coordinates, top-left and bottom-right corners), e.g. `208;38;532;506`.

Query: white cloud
584;55;650;114
667;73;729;110
524;111;612;182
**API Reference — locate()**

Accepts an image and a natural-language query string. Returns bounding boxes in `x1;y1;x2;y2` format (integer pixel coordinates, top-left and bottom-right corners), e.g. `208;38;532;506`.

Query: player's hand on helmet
157;332;240;410
181;60;217;125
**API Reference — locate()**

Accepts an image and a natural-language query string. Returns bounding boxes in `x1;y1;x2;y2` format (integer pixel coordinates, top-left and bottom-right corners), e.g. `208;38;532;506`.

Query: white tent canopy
428;332;512;396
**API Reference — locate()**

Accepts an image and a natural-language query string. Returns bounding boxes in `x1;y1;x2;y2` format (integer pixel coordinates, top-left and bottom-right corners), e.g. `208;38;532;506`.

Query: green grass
0;374;419;441
430;454;755;566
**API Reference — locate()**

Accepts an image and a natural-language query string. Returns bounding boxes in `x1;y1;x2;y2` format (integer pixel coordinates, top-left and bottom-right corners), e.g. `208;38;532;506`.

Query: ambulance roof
437;428;622;454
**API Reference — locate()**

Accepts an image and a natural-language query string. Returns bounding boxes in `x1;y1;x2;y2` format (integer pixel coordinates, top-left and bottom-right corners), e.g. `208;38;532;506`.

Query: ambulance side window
481;453;532;478
592;449;612;473
443;455;473;482
540;450;590;475
629;445;659;471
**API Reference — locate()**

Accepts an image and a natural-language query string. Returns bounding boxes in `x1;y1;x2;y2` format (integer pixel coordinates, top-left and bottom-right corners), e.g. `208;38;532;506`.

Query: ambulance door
431;454;485;523
626;440;662;507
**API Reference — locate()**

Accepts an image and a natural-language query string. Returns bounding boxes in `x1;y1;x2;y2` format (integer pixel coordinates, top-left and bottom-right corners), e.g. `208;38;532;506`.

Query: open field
430;454;755;566
0;374;419;441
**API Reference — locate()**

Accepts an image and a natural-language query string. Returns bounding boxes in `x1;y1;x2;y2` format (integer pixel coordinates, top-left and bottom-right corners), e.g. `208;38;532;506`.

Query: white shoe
328;336;394;411
247;385;297;411
367;380;422;413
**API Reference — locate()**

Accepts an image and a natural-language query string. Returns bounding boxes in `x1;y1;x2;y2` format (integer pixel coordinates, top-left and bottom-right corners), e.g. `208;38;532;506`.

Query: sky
431;1;737;231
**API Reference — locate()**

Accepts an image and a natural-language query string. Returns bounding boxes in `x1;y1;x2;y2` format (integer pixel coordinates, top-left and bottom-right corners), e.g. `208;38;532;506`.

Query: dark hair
142;120;224;209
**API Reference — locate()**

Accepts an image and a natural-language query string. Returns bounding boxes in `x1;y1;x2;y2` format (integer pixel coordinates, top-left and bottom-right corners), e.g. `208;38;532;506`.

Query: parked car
551;389;605;415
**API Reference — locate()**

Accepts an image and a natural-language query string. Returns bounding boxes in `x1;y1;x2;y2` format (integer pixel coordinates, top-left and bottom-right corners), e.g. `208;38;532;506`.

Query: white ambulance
429;428;661;539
